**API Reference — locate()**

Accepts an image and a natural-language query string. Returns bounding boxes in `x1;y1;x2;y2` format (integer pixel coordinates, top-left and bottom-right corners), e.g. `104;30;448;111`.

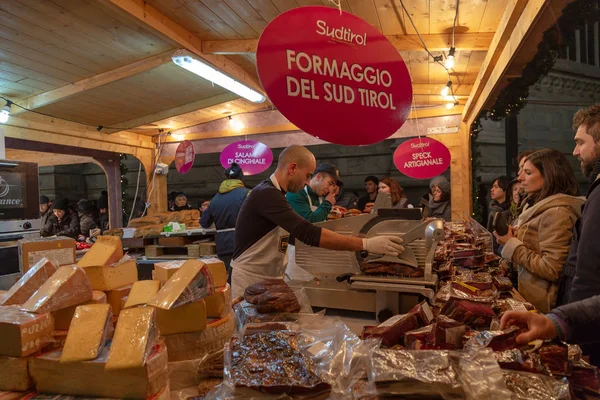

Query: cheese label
28;249;74;267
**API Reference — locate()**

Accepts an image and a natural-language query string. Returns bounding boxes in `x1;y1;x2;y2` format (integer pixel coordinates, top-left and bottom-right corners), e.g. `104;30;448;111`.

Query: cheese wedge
204;284;231;318
83;257;138;291
105;307;158;370
148;259;214;310
203;258;227;288
106;284;132;316
155;300;207;335
76;236;123;268
0;356;32;391
124;280;161;309
52;291;107;330
153;260;185;284
60;304;112;363
0;258;58;306
0;306;54;357
22;265;93;314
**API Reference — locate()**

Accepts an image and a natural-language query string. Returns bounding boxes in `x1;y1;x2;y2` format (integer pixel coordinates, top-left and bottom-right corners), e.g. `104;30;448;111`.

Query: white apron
285;186;318;282
231;175;290;298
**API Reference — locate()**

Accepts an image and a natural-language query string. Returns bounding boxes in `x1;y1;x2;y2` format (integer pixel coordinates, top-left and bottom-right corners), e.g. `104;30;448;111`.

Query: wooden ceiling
0;0;508;137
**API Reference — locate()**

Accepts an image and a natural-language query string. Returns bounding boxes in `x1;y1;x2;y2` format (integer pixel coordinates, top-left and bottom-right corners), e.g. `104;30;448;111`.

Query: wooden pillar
136;152;172;215
93;157;122;229
434;121;472;221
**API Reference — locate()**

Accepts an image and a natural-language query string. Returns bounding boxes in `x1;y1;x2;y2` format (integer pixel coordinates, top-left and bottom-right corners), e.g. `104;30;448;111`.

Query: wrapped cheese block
76;236;123;267
82;256;138;291
106;284;132;316
0;258;58;306
203;258;227;288
106;307;158;370
156;299;206;335
0;356;32;391
60;304;113;363
29;340;168;399
52;290;106;330
148;259;214;310
0;306;54;357
204;284;232;318
153;260;185;285
21;265;92;314
124;280;161;309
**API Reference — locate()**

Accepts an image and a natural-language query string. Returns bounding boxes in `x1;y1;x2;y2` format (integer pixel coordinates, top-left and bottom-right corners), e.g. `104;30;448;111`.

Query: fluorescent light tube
172;52;266;103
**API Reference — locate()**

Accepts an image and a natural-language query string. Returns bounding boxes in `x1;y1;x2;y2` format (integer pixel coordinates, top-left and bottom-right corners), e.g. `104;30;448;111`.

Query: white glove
362;236;404;256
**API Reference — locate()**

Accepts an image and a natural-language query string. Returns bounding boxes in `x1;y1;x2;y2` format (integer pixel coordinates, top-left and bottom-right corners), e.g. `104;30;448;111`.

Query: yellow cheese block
76;236;123;268
52;291;107;330
148;259;214;310
0;306;54;357
153;260;185;284
203;284;231;318
155;300;206;335
83;257;138;291
106;307;158;371
60;304;112;363
105;285;132;317
0;356;32;391
22;265;93;314
124;280;161;309
29;340;169;399
1;258;58;306
203;258;227;288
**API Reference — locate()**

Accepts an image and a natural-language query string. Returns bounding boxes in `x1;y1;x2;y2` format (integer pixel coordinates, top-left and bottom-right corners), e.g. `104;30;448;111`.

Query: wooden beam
412;84;472;96
200;33;494;55
5;149;95;166
12;50;177;116
111;92;240;133
463;0;574;124
104;0;265;97
461;0;530;123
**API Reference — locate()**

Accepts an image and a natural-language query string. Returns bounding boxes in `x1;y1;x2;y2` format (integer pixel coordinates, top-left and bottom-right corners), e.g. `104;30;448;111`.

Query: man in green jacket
286;163;341;223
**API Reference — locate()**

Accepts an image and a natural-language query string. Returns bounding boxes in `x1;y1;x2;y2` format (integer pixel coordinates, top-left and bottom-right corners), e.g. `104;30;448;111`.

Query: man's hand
500;311;558;344
325;191;337;205
363;236;404;256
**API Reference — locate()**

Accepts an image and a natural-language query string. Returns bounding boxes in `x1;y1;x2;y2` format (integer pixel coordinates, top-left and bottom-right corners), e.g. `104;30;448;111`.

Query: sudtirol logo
0;176;23;206
316;20;367;46
237;144;256;149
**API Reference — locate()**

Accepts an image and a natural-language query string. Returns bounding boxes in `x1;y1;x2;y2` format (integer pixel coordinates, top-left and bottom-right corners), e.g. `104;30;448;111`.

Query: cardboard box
19;237;76;273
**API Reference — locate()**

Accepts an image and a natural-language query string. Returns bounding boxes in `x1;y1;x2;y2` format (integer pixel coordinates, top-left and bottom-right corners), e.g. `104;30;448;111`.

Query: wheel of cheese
164;312;234;362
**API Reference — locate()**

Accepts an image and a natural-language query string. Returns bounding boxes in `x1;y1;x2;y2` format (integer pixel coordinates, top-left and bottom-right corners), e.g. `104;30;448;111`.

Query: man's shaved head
277;145;316;170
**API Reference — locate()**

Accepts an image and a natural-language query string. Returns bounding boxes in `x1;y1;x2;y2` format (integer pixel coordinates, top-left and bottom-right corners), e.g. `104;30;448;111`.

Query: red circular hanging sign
256;6;412;146
174;140;195;174
394;137;451;179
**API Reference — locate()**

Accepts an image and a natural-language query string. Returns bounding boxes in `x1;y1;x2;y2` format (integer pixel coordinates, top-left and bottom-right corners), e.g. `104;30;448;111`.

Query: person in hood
97;192;109;232
172;192;192;211
335;181;359;210
40;195;52;228
77;199;98;237
41;197;80;239
201;163;250;282
419;176;451;221
495;149;583;313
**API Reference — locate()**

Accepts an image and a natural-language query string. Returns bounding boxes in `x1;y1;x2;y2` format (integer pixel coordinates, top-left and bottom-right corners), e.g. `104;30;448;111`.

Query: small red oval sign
175;140;195;174
394;137;451;179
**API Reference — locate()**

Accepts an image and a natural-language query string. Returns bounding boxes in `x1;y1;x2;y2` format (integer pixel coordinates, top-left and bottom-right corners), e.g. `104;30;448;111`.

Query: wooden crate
157;236;195;247
145;243;216;258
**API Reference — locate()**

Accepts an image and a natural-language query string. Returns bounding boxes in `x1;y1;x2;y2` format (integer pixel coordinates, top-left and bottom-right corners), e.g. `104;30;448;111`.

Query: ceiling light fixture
0;100;12;124
441;81;452;97
229;116;244;132
445;101;459;110
445;47;456;69
172;51;266;103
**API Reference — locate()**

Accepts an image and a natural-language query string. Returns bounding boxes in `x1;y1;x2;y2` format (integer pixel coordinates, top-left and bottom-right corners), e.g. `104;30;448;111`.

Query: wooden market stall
0;0;576;225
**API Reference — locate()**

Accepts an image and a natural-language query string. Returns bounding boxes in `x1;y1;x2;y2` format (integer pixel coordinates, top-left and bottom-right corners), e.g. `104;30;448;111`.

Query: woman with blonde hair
495;149;584;312
378;177;410;208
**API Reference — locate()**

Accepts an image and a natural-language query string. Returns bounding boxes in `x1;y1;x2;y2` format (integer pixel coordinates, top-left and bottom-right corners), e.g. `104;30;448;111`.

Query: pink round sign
394;137;451;179
256;6;412;146
220;140;273;176
174;140;195;174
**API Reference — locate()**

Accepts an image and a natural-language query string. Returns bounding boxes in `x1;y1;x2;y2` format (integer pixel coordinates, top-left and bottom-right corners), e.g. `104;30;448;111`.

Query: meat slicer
288;194;446;320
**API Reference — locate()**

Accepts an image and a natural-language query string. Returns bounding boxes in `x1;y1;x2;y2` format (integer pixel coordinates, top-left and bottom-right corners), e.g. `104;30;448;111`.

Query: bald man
231;145;405;297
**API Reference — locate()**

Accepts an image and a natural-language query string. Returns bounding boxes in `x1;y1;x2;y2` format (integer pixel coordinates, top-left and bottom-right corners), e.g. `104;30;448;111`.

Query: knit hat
97;195;108;209
39;195;50;204
53;198;68;211
77;199;93;213
429;176;450;194
225;163;244;180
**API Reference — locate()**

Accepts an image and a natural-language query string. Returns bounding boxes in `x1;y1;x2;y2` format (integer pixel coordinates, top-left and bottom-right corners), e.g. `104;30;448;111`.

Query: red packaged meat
493;276;513;292
362;301;433;347
494;349;548;375
454;273;493;291
404;325;434;350
464;326;523;352
360;262;424;278
440;297;496;328
453;256;486;268
569;362;600;394
539;343;570;376
434;315;467;349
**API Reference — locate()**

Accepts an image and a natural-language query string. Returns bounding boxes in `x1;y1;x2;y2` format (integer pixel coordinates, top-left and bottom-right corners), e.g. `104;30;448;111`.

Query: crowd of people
39;191;109;240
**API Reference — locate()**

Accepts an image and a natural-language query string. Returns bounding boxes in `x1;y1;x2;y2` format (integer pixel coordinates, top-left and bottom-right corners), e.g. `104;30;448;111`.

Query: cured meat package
440;297;496;328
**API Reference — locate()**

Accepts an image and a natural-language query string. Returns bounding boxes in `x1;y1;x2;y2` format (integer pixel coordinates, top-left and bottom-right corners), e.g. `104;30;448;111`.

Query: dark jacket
487;199;509;253
172;204;192;211
40;210;51;229
99;212;109;232
551;294;600;366
79;212;98;237
558;174;600;305
200;179;250;256
357;194;377;213
41;212;80;239
419;193;451;221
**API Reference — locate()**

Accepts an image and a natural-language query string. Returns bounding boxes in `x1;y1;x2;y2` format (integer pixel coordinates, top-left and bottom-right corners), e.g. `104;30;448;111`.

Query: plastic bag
0;257;58;306
503;370;570;399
